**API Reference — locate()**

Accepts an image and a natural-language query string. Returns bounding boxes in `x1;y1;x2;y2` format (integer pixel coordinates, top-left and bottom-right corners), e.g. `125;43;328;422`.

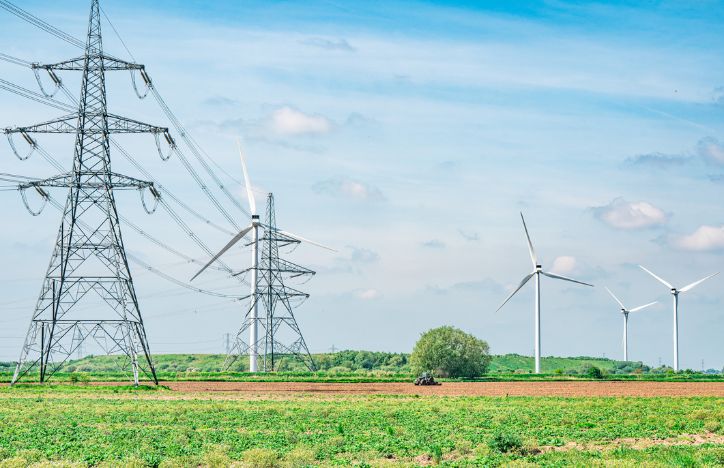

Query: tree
410;326;491;378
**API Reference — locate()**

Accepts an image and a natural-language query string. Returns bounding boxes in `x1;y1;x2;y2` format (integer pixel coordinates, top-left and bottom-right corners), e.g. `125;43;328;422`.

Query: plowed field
156;380;724;396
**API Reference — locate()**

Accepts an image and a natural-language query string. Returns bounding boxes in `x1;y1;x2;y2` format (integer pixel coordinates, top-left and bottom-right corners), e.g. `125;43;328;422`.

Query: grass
0;385;721;466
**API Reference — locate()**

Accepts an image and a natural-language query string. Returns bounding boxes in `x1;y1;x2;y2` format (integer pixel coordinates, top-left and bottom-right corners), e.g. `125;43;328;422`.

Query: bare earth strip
538;433;724;453
153;381;724;397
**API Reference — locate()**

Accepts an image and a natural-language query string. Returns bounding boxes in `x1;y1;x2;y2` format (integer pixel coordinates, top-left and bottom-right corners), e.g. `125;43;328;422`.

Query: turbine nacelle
191;141;336;283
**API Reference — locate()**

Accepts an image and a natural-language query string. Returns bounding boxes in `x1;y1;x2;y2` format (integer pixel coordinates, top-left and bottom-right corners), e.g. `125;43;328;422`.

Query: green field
0;385;721;466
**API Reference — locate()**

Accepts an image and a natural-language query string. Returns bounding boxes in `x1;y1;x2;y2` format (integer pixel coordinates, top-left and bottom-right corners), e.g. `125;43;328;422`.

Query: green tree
410;326;491;378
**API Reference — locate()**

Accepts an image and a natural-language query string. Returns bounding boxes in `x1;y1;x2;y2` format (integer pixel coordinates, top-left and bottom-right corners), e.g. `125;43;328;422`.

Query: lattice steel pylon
7;0;170;385
226;194;316;372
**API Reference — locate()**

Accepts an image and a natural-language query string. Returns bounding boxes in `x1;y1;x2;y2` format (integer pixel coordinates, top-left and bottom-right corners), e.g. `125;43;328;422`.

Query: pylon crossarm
18;173;154;190
262;231;301;248
33;55;144;72
6;113;168;134
275;289;310;299
274;257;315;277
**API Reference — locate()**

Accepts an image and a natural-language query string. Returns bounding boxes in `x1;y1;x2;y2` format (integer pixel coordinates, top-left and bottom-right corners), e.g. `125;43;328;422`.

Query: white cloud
592;198;668;230
713;86;724;106
300;37;355;52
270;106;332;136
312;176;385;201
674;225;724;251
697;137;724;165
421;239;446;249
551;256;577;275
458;229;479;241
355;289;380;300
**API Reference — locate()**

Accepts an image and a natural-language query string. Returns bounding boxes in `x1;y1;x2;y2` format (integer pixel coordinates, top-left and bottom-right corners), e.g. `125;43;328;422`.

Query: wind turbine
604;287;656;361
496;213;594;373
639;266;718;372
191;141;334;372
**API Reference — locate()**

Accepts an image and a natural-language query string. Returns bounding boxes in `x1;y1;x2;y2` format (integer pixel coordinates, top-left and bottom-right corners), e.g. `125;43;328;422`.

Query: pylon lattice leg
11;0;158;385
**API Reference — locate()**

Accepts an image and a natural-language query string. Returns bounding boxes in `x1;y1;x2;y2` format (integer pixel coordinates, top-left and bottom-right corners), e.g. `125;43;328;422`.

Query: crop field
0;384;722;467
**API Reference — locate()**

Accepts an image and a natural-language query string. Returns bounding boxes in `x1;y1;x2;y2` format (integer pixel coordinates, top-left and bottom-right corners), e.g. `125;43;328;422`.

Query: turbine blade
191;224;254;281
520;212;537;267
277;229;337;252
639;265;673;289
629;301;657;313
541;271;594;287
237;138;256;216
496;273;534;312
605;287;626;309
680;272;719;293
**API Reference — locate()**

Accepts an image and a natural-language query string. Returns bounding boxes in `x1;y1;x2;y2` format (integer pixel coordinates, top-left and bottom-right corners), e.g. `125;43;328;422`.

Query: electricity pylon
226;194;317;372
7;0;170;385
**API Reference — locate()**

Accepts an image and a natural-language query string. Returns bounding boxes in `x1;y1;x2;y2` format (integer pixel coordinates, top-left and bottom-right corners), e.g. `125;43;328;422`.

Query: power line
0;51;31;67
0;78;75;111
0;1;85;49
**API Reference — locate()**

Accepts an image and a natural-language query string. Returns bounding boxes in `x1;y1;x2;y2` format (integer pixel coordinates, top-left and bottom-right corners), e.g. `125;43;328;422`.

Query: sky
0;0;722;370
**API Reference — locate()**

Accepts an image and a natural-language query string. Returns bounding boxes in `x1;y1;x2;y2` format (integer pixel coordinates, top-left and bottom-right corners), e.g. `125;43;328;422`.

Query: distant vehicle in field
414;372;441;386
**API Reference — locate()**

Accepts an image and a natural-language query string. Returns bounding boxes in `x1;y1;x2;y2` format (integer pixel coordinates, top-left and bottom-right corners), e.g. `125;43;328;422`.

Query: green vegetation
1;352;721;383
410;326;491;378
0;386;721;466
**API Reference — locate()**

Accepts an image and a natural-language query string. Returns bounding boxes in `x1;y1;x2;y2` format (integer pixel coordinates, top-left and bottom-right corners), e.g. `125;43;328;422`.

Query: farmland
0;384;722;466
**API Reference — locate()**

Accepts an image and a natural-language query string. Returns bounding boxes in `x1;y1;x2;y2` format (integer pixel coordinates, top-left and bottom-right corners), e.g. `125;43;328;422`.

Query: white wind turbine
604;287;657;362
496;213;594;373
191;141;334;372
639;266;719;372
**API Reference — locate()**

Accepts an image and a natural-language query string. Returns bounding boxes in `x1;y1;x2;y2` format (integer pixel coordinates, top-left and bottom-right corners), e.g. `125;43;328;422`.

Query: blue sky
0;0;723;370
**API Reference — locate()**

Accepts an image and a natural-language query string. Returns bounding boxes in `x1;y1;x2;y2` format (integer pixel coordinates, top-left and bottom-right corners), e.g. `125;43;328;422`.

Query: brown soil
154;380;724;397
539;432;724;453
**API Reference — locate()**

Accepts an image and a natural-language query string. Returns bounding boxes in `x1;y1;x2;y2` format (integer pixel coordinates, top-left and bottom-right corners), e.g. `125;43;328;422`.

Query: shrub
242;448;279;468
488;431;523;453
410;326;491;378
14;450;43;465
583;365;604;379
704;420;721;433
283;447;316;467
202;446;231;468
158;456;201;468
429;444;442;464
29;462;86;468
68;372;90;385
0;457;29;468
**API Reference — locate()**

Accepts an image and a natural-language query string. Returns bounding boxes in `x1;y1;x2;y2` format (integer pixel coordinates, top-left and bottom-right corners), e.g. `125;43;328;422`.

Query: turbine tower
604;288;656;361
496;213;594;373
192;142;261;370
192;146;333;372
7;0;169;385
639;266;718;371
